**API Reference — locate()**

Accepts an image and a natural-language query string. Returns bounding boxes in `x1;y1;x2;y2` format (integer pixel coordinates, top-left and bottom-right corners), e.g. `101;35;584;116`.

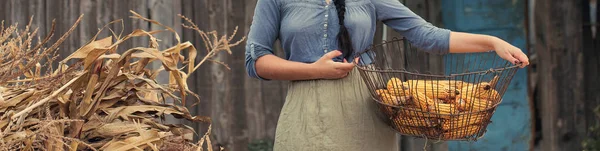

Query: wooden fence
530;0;600;150
0;0;447;150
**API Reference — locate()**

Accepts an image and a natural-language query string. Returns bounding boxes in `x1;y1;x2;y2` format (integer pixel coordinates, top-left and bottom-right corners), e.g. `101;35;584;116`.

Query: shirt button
324;34;328;38
325;14;329;17
324;24;328;27
324;49;327;53
325;5;329;8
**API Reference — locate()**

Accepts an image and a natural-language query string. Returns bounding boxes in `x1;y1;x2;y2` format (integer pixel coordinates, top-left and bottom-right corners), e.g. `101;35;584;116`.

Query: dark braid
334;0;354;60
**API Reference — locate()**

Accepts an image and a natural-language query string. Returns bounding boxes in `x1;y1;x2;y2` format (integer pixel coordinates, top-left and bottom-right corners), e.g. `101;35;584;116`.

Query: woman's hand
309;50;355;79
491;38;530;68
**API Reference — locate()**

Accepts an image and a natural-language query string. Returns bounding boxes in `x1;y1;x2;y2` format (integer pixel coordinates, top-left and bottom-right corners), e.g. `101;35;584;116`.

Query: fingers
334;61;355;70
513;53;530;68
317;50;356;79
324;68;351;79
499;51;519;65
321;50;343;60
497;48;524;68
508;47;529;68
330;60;354;79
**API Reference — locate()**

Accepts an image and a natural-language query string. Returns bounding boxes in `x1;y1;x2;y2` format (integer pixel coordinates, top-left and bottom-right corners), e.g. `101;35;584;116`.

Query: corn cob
405;80;460;100
406;90;461;115
398;108;452;119
463;97;494;111
460;84;499;100
435;99;448;105
377;89;412;116
378;105;396;117
429;103;460;115
377;91;399;115
443;125;481;139
405;80;460;88
379;92;411;106
397;126;439;136
386;78;409;96
400;110;451;119
489;76;500;88
405;79;487;90
409;91;436;111
450;98;467;111
442;113;489;130
375;89;389;96
393;116;440;127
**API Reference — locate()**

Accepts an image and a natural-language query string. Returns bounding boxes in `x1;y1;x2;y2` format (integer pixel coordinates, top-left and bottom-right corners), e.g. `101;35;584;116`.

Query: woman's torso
278;0;377;63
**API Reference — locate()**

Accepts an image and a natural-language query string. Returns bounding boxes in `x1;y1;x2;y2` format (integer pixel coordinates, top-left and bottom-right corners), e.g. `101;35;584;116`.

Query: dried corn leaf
61;36;113;69
0;11;244;150
100;128;167;151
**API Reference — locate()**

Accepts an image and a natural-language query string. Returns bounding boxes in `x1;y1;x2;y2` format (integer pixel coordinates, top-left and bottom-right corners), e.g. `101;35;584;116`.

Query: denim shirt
245;0;451;80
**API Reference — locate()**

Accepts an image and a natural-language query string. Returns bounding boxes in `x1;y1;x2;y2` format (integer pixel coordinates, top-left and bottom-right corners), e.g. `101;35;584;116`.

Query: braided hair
334;0;354;60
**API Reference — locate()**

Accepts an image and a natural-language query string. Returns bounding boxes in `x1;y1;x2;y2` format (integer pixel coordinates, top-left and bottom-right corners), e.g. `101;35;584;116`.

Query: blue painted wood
441;1;531;151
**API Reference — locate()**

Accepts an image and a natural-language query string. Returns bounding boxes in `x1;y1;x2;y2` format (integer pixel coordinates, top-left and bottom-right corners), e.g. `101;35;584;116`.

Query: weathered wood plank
46;0;81;65
583;0;600;134
535;0;586;151
208;0;234;149
195;0;239;150
228;0;256;149
242;0;266;143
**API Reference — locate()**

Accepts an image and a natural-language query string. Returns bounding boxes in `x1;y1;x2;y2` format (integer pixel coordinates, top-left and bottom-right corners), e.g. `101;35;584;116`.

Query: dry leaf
0;11;244;150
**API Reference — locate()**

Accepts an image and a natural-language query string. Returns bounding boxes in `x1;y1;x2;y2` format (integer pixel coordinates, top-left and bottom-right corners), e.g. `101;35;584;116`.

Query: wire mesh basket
353;37;521;141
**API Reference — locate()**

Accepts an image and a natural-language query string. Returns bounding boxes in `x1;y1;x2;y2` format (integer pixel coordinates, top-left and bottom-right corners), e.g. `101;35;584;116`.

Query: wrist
486;36;502;51
306;63;322;79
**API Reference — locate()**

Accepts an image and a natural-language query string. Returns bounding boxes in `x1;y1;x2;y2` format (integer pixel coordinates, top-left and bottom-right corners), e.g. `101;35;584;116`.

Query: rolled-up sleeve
372;0;451;54
245;0;281;80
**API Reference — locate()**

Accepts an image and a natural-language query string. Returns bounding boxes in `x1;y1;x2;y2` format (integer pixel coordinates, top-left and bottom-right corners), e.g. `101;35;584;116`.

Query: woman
244;0;529;150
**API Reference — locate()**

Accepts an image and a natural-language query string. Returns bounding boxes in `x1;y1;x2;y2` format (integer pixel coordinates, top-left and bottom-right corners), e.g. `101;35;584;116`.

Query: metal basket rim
392;126;488;141
355;66;520;78
353;37;521;77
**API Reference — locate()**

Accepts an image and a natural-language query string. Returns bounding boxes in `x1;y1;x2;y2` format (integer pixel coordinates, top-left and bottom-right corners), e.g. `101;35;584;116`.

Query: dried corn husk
443;125;482;139
405;80;461;100
441;113;490;130
0;11;245;151
463;97;494;111
397;126;439;136
386;78;409;96
393;117;440;127
398;108;452;119
460;83;500;100
378;90;411;106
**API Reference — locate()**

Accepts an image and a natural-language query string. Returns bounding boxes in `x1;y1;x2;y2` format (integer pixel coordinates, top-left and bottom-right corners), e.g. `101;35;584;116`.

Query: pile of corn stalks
0;11;244;151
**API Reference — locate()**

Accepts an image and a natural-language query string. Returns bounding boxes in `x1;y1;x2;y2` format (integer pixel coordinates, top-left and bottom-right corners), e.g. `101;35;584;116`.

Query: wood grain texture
534;0;586;151
582;0;600;137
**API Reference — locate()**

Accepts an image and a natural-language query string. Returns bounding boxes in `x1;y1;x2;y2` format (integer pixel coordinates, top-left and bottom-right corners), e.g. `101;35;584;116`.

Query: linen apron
273;67;399;151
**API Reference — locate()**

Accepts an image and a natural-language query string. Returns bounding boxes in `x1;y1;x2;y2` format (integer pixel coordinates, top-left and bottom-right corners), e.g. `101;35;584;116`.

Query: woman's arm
372;0;529;67
255;51;355;80
449;32;530;67
244;0;281;80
